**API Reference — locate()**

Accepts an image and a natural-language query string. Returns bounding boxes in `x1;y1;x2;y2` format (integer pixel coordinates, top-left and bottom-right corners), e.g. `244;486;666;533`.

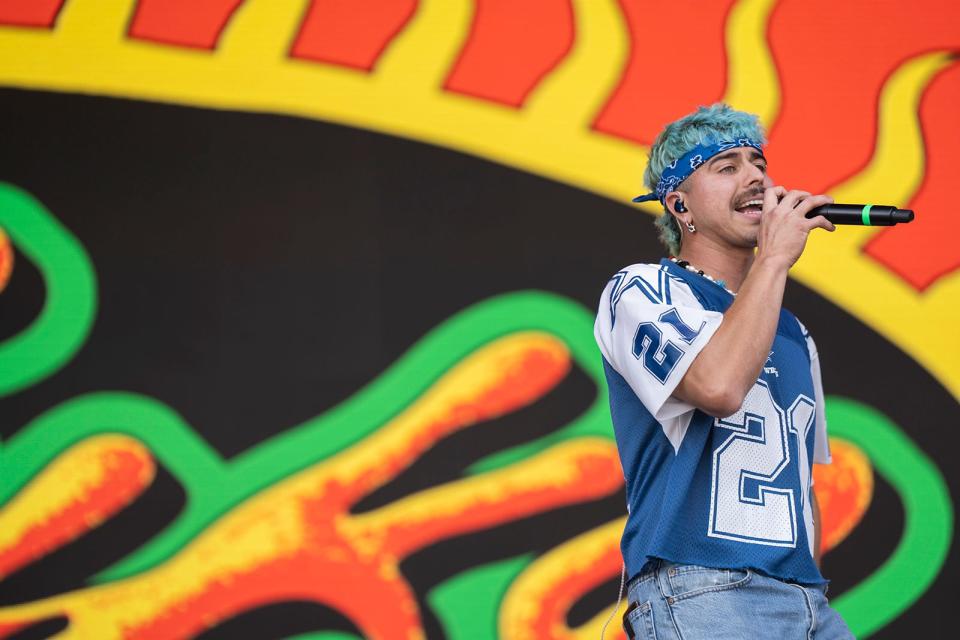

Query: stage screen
0;1;957;638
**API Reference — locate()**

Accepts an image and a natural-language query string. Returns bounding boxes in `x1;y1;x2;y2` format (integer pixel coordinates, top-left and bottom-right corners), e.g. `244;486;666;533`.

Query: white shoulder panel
595;263;724;451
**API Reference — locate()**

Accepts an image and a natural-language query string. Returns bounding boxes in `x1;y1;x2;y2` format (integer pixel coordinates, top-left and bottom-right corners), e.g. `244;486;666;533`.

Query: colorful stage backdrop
0;1;957;638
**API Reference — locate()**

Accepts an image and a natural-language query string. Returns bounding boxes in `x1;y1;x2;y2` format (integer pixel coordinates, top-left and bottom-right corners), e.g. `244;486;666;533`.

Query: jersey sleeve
799;319;832;465
808;336;832;464
594;263;724;422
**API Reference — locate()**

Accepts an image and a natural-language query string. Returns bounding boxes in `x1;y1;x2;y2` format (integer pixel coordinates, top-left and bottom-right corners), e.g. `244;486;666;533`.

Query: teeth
736;199;763;212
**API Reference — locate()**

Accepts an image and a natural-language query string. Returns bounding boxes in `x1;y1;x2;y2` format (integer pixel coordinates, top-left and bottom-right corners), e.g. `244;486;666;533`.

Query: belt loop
654;558;670;600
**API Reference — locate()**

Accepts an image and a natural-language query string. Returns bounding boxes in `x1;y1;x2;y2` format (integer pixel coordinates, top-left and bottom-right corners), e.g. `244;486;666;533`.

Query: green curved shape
828;397;953;638
429;554;531;640
0;392;227;535
0;182;97;397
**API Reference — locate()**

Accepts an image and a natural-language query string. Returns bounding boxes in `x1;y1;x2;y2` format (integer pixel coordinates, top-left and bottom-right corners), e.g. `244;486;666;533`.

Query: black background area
0;88;956;638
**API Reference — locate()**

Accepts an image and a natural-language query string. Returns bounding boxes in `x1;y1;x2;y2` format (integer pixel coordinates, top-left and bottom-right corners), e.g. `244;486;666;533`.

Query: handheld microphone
805;204;914;226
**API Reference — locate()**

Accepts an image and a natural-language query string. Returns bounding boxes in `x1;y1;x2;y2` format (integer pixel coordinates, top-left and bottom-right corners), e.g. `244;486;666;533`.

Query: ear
664;191;686;217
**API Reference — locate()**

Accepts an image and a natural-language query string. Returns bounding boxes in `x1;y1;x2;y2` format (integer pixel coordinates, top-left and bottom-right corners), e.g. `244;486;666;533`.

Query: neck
676;239;754;293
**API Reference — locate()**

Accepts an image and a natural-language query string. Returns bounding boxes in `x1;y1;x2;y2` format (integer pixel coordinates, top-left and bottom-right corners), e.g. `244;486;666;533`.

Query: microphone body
805;204;914;226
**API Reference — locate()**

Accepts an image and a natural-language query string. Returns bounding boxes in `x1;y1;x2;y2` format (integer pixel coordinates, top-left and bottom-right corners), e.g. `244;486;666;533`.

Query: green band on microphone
862;204;873;226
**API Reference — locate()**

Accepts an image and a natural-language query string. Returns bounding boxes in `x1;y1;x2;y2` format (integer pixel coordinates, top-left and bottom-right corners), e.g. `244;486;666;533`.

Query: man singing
594;103;854;639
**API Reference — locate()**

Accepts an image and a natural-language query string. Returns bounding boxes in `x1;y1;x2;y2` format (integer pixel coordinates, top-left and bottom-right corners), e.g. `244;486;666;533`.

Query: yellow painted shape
70;469;313;633
1;0;958;402
0;429;346;635
0;434;152;554
722;0;780;129
348;437;620;555
501;517;625;640
793;51;959;397
325;331;569;491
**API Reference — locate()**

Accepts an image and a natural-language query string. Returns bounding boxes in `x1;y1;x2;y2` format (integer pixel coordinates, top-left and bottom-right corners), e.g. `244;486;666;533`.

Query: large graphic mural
0;1;957;638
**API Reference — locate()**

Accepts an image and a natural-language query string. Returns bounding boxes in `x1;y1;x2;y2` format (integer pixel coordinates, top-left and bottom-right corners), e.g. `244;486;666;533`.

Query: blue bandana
633;138;764;205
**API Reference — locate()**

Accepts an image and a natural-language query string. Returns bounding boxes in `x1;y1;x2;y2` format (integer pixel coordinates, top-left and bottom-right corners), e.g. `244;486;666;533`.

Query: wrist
753;253;792;276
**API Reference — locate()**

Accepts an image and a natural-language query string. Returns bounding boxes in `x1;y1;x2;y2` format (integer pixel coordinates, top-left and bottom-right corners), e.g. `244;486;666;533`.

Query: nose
745;162;766;184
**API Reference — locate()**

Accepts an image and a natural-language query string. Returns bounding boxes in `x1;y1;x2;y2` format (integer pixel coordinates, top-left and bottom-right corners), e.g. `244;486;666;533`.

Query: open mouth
735;198;763;216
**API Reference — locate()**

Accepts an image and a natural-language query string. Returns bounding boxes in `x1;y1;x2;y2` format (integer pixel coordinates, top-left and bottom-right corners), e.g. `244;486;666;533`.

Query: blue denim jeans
622;560;855;639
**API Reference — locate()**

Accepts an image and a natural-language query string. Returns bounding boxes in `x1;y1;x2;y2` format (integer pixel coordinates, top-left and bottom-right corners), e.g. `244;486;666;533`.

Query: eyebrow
707;149;766;167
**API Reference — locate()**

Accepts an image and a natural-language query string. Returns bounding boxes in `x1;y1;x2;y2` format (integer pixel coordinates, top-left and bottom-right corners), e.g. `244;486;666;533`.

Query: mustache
735;188;766;207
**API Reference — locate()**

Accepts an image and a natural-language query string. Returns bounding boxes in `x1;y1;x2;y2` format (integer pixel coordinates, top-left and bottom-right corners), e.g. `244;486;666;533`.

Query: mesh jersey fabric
593;257;831;586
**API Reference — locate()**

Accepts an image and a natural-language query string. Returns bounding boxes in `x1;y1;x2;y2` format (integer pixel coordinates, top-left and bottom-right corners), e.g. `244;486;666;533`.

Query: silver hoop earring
686;221;696;233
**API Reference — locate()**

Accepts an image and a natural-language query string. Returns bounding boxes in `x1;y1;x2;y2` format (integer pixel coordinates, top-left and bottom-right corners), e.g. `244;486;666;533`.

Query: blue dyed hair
643;103;767;255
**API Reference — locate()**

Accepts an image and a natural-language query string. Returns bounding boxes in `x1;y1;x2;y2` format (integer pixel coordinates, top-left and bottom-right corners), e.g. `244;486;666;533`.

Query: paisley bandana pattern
634;138;764;205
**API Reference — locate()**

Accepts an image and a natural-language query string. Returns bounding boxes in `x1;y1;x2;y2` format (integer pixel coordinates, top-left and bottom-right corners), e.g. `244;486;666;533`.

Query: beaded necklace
669;257;737;296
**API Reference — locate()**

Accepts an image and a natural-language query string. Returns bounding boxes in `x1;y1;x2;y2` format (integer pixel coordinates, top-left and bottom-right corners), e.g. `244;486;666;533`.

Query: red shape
290;0;419;71
593;0;736;145
128;0;244;50
124;555;423;640
863;61;960;291
443;0;574;108
764;0;960;290
0;447;153;580
0;0;65;27
0;621;31;639
766;2;960;193
0;228;12;294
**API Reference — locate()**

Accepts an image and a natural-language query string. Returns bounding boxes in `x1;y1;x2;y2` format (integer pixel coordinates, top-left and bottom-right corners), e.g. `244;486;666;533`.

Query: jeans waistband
627;559;828;596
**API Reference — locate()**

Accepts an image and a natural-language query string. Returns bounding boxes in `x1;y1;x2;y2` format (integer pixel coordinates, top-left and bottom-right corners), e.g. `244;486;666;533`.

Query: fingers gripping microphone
805;204;914;226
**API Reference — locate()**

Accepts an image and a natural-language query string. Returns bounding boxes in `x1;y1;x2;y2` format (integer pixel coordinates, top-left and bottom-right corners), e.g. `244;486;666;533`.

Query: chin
733;232;759;249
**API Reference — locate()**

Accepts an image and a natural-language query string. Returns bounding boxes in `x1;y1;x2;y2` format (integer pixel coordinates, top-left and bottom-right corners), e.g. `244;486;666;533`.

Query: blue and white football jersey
594;258;831;585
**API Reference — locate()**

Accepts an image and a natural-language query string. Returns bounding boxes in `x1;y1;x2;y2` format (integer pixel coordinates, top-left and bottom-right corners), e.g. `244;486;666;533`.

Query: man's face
674;146;773;249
